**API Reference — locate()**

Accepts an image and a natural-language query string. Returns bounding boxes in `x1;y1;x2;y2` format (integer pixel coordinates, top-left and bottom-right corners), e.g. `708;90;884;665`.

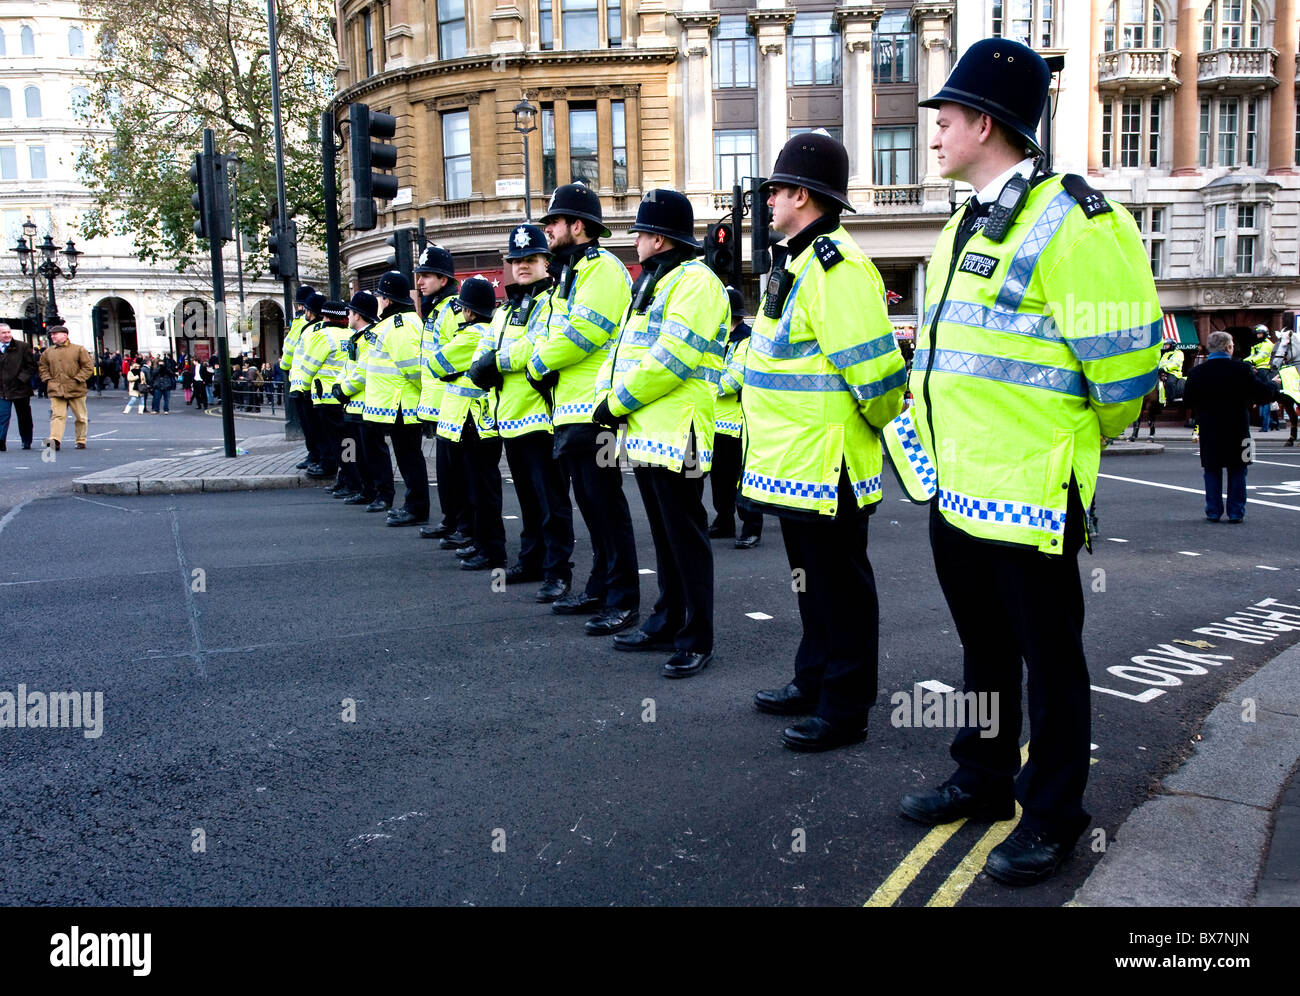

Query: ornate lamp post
12;219;43;336
513;98;538;222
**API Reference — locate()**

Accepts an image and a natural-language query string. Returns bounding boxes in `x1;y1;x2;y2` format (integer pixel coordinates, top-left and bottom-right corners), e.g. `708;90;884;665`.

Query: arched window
0;29;7;56
1203;0;1264;49
1106;1;1167;50
70;86;90;114
68;27;84;56
24;86;41;118
20;25;35;55
0;88;10;119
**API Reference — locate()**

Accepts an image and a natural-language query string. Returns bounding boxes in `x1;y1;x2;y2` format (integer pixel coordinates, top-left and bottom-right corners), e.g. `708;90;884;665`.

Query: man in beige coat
38;326;94;450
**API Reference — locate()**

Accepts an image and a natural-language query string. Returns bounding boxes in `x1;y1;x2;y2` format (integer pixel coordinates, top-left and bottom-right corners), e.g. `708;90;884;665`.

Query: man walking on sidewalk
0;322;38;450
38;326;93;451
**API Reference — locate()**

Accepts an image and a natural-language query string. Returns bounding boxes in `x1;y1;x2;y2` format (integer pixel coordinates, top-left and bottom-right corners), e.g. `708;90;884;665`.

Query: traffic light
190;153;208;240
349;102;399;231
750;176;772;276
268;218;298;282
210;154;234;242
385;227;414;281
189;150;233;242
704;223;735;281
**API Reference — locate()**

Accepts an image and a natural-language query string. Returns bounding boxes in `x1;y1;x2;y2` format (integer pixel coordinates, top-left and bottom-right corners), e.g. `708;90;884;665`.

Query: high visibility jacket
526;244;632;426
298;322;350;405
429;317;495;442
893;173;1161;554
740;225;907;516
1280;364;1300;398
416;292;462;423
279;314;308;377
481;281;555;438
360;310;421;424
1248;340;1274;369
1157;348;1183;405
336;326;373;418
597;257;729;473
716;330;751;439
288;319;327;394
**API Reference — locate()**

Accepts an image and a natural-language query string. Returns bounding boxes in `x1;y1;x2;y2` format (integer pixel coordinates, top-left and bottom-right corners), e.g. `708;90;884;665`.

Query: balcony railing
1097;48;1181;91
1198;47;1278;90
869;185;922;208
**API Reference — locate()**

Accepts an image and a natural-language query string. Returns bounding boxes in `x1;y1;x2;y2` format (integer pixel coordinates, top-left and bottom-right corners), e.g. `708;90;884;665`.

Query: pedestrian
0;322;38;450
193;360;210;410
37;325;94;450
151;356;176;414
891;38;1161;885
710;286;763;548
182;360;194;404
123;363;148;414
110;351;122;390
1247;324;1276;431
1183;330;1291;522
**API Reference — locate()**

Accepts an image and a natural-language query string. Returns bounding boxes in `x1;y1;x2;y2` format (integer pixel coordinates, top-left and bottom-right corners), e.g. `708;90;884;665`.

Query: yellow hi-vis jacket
886;172;1161;553
416;292;462;423
481;281;554;438
526;244;632;427
597;257;729;472
297;322;350;405
1157;348;1183;405
359;309;421;424
336;325;373;418
429;317;495;442
278;313;308;380
288;319;327;394
1279;364;1299;398
715;328;751;439
740;225;907;516
1248;340;1274;369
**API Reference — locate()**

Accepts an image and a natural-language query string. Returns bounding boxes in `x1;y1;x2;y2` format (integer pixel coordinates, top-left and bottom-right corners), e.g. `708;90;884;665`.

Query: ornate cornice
673;12;720;31
1202;283;1288;305
911;2;956;21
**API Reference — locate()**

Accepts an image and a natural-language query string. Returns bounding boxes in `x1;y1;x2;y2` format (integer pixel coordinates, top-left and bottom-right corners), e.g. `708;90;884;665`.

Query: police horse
1268;332;1298;447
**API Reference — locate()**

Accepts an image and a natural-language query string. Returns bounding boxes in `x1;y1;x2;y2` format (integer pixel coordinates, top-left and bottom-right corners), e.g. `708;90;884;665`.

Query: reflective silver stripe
615;383;643;412
924;348;1085;397
995;189;1076;312
746;370;849;392
748;332;822;361
1088;369;1158;404
1069;320;1162;361
937;300;1061;342
571;303;617;334
445;383;485;398
689;367;721;385
848;366;907;401
661;318;725;358
647;341;691;381
826;333;899;369
394;357;421;369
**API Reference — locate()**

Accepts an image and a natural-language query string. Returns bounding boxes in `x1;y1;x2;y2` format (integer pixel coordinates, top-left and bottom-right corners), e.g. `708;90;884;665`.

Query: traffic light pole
322;110;342;301
266;0;300;438
200;129;237;459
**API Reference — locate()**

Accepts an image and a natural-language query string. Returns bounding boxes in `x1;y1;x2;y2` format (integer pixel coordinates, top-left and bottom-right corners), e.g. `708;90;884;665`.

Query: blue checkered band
888;411;938;497
416;404;440;420
1070;319;1163;361
995;189;1077;313
615;383;644;412
555;402;594;418
402;407;419;420
938;487;1066;535
498;413;551;432
445;382;485;398
699;449;713;465
625;435;687;463
290;378;309;392
924;349;1085;398
745;370;850;393
437;419;465;441
364;405;400;419
851;476;883;499
743;470;837;502
716;420;743;433
648;341;692;381
848;366;907;401
826;334;899;370
1089;369;1159;404
933;300;1061;342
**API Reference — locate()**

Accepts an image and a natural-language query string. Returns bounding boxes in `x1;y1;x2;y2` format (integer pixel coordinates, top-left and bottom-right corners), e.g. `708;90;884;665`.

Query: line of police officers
276;39;1161;887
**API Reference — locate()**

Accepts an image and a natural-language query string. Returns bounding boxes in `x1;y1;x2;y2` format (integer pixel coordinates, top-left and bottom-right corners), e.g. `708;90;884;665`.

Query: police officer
412;245;471;543
280;284;317;470
594;190;728;677
1248;325;1277;430
529;182;639;635
334;291;381;504
744;133;907;749
892;39;1161;884
711;287;762;548
289;292;330;477
295;300;351;492
468;224;575;602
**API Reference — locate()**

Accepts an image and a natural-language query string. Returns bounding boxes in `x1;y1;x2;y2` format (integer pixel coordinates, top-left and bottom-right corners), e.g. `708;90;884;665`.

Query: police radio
761;244;793;319
509;293;532;326
557;263;576;300
631;267;659;314
982;158;1045;243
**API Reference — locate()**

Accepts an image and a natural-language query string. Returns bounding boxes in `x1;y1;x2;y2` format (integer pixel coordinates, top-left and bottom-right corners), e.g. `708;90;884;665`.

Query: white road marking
504;515;519;520
0;499;31;538
1257;565;1281;571
70;495;142;514
916;680;956;694
1098;472;1300;511
745;611;773;620
1250;459;1300;468
88;429;119;439
1178;551;1201;556
1106;537;1129;543
638;568;655;575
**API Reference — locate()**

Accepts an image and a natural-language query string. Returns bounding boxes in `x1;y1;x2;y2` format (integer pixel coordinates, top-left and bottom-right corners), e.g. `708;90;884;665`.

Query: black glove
526;369;558;407
467;351;504;391
592;398;621;430
314;378;323;399
331;383;347;403
438;371;461;383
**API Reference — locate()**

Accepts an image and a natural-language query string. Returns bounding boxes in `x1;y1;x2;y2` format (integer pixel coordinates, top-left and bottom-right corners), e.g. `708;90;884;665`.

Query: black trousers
635;462;713;654
361;421;395;503
388;414;430;518
779;476;878;726
295;393;324;465
458;419;506;565
338;415;367;494
710;433;763;537
0;396;34;448
504;430;574;581
557;425;638;610
436;435;472;535
314;403;344;478
929;496;1091;841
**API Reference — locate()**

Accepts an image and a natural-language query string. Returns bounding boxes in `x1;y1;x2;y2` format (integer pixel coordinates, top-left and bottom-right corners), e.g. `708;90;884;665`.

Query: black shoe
420;522;454;539
552;592;603;615
585;607;639;635
613;629;676;653
333;490;359;500
459;554;501;571
306;465;333;479
296;459;311;469
438;531;475;550
365;499;393;513
899;783;1015;826
754;683;817;716
984;826;1079;886
1227;516;1244;524
344;493;375;506
453;545;480;559
386;509;427;526
707;523;735;539
535;578;569;603
735;534;761;549
663;651;711;679
781;717;868;752
505;563;544;584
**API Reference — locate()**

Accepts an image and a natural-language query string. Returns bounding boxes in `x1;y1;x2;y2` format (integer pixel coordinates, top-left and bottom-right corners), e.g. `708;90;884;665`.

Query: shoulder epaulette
584;244;602;261
392;313;403;327
449;299;463;314
1060;174;1112;219
813;236;844;271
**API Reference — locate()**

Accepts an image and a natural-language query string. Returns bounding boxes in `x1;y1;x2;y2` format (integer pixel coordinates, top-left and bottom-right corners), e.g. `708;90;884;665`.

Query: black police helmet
538;181;611;239
760;131;855;213
345;291;378;324
919;38;1050;155
304;292;327;317
726;287;745;321
375;270;411;301
295;285;317;306
414;244;456;277
457;276;497;319
505;224;552;260
628;189;699;248
322;300;348;320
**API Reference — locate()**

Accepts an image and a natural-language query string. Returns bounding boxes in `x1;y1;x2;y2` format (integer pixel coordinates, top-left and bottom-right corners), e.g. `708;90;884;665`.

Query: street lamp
31;233;81;326
12;219;43;336
513;98;538;222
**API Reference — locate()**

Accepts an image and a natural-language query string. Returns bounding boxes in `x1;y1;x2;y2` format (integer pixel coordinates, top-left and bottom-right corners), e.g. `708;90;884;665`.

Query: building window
714;129;757;190
1208;202;1259;276
788;15;840;86
68;26;84;56
442;109;471;200
1102;96;1164;169
788;125;843;144
0;88;9;119
568;106;599;186
1202;1;1265;49
70;85;89;111
540;0;553;50
0;148;16;180
874;9;914;84
437;0;466;59
873;127;915;185
1104;1;1166;51
713;16;755;89
1130;205;1167;277
21;25;35;55
562;0;599;50
1197;96;1256;167
608;0;621;47
1236;204;1257;274
992;1;1054;48
1217;98;1238;165
363;10;375;77
1295;99;1299;166
541;106;556;192
0;30;6;56
612;100;627;192
29;145;46;180
1121;100;1141;167
1102;104;1113;167
1148;98;1161;167
1213;204;1228;275
24;86;41;118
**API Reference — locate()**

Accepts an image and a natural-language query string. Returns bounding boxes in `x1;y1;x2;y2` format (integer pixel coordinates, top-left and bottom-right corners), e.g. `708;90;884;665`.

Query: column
836;5;884;189
624;85;643;194
1171;0;1202;175
1268;0;1297;174
490;0;527;55
748;8;797;175
1087;0;1103;174
914;3;955;209
383;0;414;69
597;92;615;192
554;90;571;186
675;12;721;193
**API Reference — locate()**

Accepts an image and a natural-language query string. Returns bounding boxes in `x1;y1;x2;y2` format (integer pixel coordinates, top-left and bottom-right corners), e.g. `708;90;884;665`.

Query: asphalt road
1;429;1297;906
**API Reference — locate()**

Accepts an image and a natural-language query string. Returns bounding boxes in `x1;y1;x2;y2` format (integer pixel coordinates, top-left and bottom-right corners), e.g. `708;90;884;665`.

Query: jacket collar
784;213;841;261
